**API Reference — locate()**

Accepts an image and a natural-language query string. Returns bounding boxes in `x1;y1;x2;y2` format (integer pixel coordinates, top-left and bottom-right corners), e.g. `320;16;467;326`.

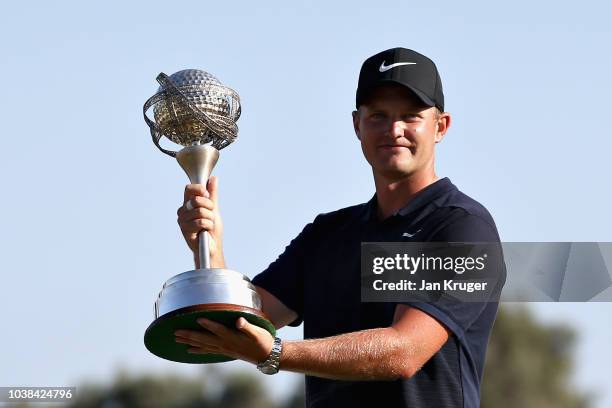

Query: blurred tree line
65;368;304;408
480;307;591;408
16;306;591;408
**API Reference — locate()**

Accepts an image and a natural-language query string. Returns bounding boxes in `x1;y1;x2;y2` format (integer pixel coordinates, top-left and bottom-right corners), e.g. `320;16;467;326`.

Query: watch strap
257;337;282;375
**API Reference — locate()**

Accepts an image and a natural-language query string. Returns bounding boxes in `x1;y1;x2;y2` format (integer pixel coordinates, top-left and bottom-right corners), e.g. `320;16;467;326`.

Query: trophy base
144;303;276;364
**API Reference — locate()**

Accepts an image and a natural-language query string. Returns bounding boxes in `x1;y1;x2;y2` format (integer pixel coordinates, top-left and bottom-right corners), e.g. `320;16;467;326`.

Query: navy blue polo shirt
253;178;504;408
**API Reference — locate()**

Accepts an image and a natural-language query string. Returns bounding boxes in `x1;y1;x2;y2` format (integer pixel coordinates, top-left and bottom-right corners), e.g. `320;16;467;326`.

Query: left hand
174;317;275;365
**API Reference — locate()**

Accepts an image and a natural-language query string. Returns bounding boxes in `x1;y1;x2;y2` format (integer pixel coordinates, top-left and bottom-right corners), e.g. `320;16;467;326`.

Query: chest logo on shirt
402;229;422;238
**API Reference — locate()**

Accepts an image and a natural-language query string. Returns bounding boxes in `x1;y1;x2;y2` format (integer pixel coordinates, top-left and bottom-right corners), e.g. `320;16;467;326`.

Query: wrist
210;250;226;269
257;337;283;375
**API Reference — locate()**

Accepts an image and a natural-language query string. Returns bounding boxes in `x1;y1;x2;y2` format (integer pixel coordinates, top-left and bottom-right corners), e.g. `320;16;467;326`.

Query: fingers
179;181;221;238
187;347;222;355
175;318;271;363
177;184;222;254
176;337;222;354
175;330;217;347
183;184;209;204
183;177;219;205
175;321;228;355
175;336;220;351
177;198;215;229
235;317;266;340
207;176;219;205
178;205;214;222
197;318;230;337
179;195;214;214
178;218;214;237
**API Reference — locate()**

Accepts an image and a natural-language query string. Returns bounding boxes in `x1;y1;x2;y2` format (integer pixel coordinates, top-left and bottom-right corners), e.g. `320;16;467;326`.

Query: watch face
260;365;277;375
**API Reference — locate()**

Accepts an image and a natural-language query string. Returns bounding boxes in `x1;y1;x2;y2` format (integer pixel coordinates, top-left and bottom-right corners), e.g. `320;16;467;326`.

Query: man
174;48;503;407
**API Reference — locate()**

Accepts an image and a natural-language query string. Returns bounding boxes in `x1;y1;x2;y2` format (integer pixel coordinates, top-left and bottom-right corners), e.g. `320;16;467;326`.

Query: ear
434;112;451;143
352;110;361;140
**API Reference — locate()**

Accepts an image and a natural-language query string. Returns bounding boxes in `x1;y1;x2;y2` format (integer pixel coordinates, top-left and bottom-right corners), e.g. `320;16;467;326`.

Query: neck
373;170;439;220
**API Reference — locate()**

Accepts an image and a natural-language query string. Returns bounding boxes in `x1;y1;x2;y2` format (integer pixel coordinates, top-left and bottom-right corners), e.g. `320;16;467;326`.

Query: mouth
378;144;412;150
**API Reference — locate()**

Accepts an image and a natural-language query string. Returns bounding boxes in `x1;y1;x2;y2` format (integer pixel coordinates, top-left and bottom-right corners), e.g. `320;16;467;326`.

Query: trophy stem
199;231;211;269
176;145;220;269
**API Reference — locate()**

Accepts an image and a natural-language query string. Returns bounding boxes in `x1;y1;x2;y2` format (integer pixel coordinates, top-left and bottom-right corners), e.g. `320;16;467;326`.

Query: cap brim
357;79;436;109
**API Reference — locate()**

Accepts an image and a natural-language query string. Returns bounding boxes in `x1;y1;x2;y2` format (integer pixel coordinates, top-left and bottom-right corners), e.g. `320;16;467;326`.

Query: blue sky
1;0;611;406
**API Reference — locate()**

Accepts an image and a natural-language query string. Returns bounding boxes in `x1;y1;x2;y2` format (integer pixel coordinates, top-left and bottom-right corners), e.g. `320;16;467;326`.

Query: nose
389;119;407;138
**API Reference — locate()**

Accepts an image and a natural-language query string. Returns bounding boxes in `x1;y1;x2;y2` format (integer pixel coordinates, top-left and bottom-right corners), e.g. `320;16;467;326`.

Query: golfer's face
355;84;439;180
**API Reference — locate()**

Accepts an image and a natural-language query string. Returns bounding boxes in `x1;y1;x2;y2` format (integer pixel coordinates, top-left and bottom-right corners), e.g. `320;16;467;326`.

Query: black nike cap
356;47;444;111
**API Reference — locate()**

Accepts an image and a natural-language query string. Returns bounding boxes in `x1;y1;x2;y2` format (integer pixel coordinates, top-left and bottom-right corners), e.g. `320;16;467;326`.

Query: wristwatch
257;337;283;375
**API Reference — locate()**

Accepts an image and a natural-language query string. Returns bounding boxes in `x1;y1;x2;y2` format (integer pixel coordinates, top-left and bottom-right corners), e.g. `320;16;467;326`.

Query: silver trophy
143;69;275;364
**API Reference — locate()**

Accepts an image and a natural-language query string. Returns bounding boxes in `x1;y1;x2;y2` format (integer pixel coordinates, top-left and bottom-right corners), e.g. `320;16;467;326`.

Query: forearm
280;327;416;381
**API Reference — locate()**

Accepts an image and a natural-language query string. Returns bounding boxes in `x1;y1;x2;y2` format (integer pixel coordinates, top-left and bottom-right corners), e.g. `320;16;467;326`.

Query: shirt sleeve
252;218;319;327
402;211;506;341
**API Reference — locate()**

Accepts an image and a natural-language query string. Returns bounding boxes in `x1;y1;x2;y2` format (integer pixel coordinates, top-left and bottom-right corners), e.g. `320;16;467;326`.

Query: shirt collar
360;177;456;222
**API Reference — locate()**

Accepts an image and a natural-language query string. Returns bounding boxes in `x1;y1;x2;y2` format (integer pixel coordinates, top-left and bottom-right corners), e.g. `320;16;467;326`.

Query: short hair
433;107;442;119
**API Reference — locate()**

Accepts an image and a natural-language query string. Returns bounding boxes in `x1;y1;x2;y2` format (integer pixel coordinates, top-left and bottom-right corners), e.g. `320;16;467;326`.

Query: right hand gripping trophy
143;70;275;363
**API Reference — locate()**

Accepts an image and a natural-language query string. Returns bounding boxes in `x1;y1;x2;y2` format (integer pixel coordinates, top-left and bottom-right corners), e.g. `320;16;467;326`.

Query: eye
402;113;420;121
370;112;386;120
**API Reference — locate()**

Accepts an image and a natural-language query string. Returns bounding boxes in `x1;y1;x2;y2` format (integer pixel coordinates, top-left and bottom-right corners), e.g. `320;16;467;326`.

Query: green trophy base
144;304;276;364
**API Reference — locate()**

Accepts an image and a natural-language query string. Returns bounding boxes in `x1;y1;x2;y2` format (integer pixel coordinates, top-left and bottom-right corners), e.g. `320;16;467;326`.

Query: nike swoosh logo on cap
379;61;417;72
